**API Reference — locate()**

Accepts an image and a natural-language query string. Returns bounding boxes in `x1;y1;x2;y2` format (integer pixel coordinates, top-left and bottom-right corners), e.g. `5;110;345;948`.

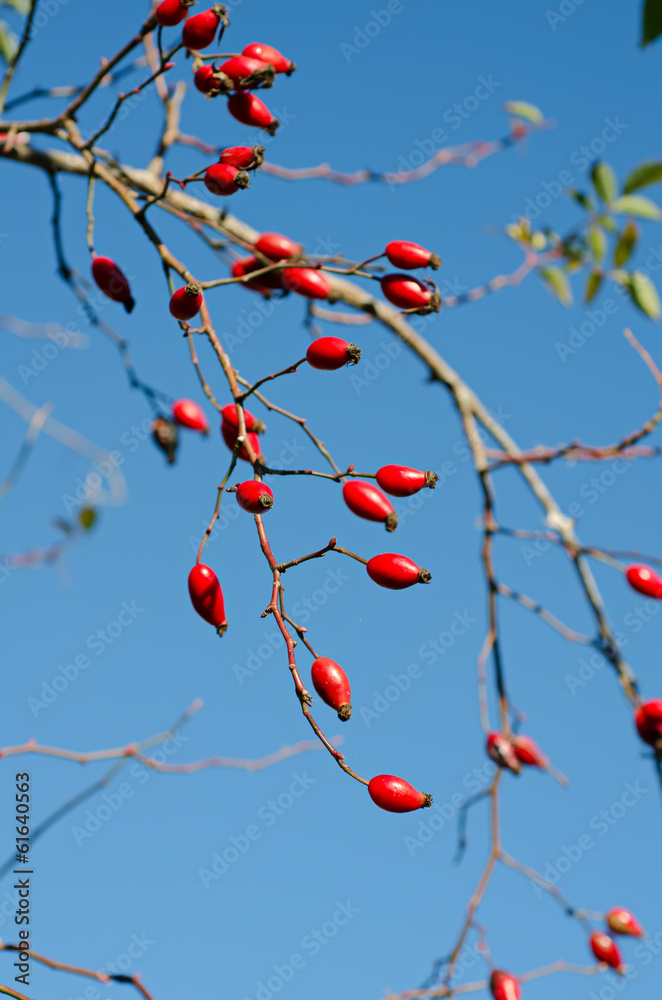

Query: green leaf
567;189;594;211
642;0;662;45
503;100;544;123
614;221;639;268
540;266;573;307
623;161;662;193
591;161;617;204
585;270;603;304
628;271;661;319
0;20;17;62
610;194;662;220
588;225;607;263
79;507;97;531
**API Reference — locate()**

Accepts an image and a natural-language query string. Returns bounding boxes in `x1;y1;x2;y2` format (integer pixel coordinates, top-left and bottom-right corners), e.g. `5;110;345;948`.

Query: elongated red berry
220;145;264;170
218;56;273;89
169;283;203;321
228;92;279;134
91;256;135;313
634;698;662;746
385;240;441;270
381;273;440;312
311;657;352;721
220;404;265;434
204;163;249;196
368;774;432;813
625;563;662;599
487;733;521;774
282;267;330;300
489;971;521;1000
235;480;273;514
366;553;431;590
590;932;624;973
343;481;397;532
255;232;302;262
172;398;209;434
306;337;361;370
376;465;437;497
194;65;220;94
606;907;643;938
188;563;228;635
231;256;282;295
221;422;263;462
156;0;194;26
182;7;222;49
242;42;295;74
511;734;548;768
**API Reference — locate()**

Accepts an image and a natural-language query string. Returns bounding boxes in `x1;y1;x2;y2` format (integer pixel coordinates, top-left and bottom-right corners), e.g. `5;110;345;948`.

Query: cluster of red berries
184;382;438;810
90;235;442;330
229;237;442;313
589;906;644;974
380;240;442;314
155;1;295;135
488;908;643;997
624;564;662;752
231;230;333;301
202;144;264;197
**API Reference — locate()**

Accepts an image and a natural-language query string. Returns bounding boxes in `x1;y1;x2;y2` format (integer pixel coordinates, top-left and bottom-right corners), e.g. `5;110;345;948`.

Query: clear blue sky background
1;2;662;999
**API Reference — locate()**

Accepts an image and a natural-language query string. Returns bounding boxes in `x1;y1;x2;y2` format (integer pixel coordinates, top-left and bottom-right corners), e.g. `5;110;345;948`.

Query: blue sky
1;1;662;999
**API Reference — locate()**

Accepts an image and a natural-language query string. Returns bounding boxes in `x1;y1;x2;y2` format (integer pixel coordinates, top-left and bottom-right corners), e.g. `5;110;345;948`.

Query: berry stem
238;358;307;401
254;517;368;786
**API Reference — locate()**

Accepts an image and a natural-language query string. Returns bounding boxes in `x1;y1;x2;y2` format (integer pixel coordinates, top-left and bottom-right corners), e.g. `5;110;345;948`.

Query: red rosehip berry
366;553;431;589
489;971;521;1000
381;273;440;313
218;56;273;90
590;932;624;973
182;7;222;49
306;337;361;370
385;240;441;270
254;232;302;262
368;774;432;813
220;145;265;170
343;481;398;532
311;657;352;721
194;64;219;95
169;283;203;321
606;908;644;938
625;563;662;599
242;42;295;75
376;465;438;497
510;734;548;768
227;92;279;134
634;698;662;746
172;398;209;434
231;256;282;296
220;404;265;434
91;256;135;313
486;733;521;774
188;563;228;634
235;480;274;514
221;422;263;463
282;267;331;300
155;0;194;27
203;163;250;196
